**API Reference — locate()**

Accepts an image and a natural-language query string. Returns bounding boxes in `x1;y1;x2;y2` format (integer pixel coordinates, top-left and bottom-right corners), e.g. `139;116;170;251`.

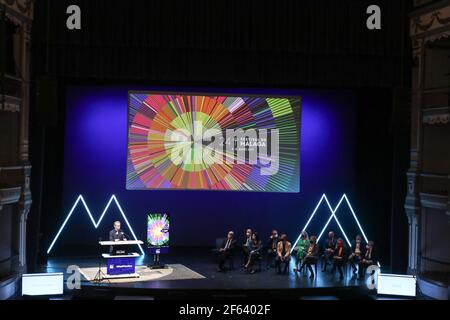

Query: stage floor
40;248;374;299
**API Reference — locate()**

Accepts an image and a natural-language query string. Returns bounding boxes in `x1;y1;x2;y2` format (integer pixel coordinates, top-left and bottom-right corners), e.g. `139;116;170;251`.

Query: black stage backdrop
28;0;410;273
31;0;410;86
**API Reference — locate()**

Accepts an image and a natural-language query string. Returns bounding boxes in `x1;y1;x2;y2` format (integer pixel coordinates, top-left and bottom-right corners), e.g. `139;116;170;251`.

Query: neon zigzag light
47;195;145;255
291;194;369;253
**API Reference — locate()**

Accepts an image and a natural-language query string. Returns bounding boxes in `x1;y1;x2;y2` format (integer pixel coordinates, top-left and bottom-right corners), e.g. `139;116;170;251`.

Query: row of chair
213;238;369;279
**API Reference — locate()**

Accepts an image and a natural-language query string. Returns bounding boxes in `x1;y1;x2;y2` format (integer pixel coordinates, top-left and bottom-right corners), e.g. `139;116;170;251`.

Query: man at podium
109;221;128;241
98;221;144;279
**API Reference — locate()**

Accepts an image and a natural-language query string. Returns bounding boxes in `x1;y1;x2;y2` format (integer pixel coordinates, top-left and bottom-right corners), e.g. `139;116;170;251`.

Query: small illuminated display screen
22;273;64;296
147;213;170;249
377;273;416;297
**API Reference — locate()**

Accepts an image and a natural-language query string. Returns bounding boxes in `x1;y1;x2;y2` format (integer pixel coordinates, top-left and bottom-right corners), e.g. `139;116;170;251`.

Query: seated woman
293;231;309;273
331;238;346;280
300;235;319;279
275;234;291;274
359;240;378;280
244;232;262;274
348;234;365;276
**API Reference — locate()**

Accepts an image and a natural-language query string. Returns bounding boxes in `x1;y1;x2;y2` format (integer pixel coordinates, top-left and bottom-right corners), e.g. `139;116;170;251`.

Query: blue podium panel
106;257;136;275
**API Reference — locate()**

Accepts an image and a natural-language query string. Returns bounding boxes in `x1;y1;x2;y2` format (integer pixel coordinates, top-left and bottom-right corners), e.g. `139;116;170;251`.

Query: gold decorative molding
420;192;448;210
0;95;21;113
411;7;450;39
0;187;21;210
422;107;450;125
0;0;33;21
412;38;424;62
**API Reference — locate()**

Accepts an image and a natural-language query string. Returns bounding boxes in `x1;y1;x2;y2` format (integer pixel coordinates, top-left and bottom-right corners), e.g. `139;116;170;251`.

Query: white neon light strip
47;195;145;255
316;195;351;246
290;193;378;268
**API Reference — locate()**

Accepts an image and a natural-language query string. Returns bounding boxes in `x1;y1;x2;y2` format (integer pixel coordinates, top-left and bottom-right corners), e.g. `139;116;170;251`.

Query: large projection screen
127;92;301;192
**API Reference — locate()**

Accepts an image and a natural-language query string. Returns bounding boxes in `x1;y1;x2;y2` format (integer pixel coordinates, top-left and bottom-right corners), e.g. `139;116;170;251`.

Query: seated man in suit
331;238;346;280
109;221;127;241
217;231;237;272
358;240;378;280
275;234;291;274
322;231;336;272
348;234;365;276
109;221;127;254
265;229;279;269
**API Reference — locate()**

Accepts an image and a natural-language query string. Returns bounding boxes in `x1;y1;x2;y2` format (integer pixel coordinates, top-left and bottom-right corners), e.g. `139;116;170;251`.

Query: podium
99;240;144;279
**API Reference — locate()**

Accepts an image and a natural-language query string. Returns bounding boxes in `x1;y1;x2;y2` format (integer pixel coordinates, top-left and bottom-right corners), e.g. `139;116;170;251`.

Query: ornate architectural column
409;1;450;299
0;0;33;299
408;1;450;274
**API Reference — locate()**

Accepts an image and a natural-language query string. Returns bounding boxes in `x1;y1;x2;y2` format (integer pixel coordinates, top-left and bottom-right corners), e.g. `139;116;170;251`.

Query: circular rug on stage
78;264;204;283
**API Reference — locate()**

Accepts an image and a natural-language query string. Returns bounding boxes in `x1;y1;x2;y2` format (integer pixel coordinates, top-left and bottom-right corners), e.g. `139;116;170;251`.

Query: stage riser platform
72;286;373;300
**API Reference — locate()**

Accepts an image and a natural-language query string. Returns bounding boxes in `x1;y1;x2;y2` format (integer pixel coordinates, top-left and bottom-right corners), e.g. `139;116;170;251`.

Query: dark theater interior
0;0;449;310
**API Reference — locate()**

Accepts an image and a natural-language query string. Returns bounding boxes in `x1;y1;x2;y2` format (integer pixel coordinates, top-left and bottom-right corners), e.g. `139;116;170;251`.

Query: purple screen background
55;86;359;250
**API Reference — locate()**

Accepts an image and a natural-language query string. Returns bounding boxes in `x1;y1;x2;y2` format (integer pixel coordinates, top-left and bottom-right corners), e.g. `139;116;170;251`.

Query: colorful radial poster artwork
147;213;170;248
127;92;301;192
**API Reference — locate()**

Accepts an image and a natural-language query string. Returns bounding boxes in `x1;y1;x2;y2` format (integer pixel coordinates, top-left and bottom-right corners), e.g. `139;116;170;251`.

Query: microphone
120;231;130;240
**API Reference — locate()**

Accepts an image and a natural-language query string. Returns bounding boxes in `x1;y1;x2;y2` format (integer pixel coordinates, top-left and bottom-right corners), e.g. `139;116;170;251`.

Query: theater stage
39;248;375;300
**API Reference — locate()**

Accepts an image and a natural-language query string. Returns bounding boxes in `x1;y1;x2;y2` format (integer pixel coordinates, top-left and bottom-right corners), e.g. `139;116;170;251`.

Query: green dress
295;238;310;263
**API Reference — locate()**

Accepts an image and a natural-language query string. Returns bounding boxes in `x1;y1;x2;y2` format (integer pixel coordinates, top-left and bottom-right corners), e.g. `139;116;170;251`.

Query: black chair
304;257;319;278
275;256;292;275
347;254;363;277
358;260;379;280
294;249;310;275
228;249;236;270
212;238;235;271
265;243;278;269
244;248;263;273
331;257;346;279
218;238;225;248
212;238;225;255
253;254;263;273
321;249;334;272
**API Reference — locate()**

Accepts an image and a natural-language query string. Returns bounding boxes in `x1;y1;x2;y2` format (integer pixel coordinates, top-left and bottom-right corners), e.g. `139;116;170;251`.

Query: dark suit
109;229;126;253
246;241;262;271
109;229;126;241
331;246;346;278
348;240;365;273
218;238;237;271
359;246;378;279
322;237;336;271
266;236;279;268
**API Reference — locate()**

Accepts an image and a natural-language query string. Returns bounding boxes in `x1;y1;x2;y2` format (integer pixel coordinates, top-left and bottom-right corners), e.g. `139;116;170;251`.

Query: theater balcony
407;0;450;300
0;0;33;300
